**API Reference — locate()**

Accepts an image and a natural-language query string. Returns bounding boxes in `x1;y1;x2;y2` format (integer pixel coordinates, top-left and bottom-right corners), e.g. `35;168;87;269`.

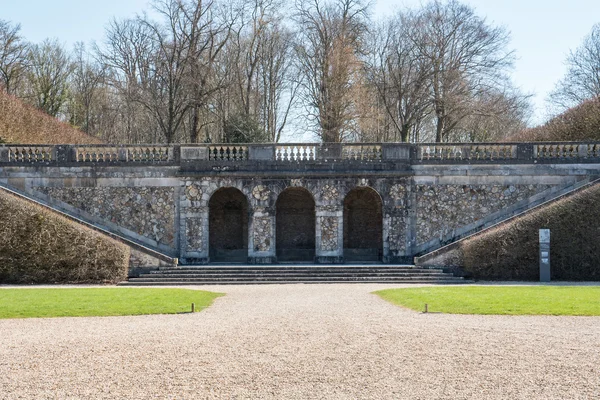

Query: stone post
539;229;551;282
248;206;276;264
0;147;8;162
315;206;344;263
179;181;210;264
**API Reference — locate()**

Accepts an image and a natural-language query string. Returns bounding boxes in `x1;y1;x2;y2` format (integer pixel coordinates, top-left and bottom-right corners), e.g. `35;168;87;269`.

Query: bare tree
0;20;28;95
365;13;432;142
99;18;158;143
413;0;514;142
549;23;600;111
179;0;233;143
259;21;299;142
68;42;106;134
25;39;73;117
220;0;298;142
294;0;370;142
447;89;531;142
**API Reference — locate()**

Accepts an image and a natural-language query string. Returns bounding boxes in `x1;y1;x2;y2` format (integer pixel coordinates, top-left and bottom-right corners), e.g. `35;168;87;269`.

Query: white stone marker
539;229;551;282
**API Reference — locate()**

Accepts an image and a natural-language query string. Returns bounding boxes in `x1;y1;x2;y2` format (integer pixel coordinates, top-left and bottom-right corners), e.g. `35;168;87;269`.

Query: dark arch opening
276;187;315;262
209;187;248;262
344;187;383;262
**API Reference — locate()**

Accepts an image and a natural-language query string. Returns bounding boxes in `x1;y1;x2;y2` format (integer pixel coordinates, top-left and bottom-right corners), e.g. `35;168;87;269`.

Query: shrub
0;90;102;144
512;97;600;142
458;183;600;280
0;189;129;284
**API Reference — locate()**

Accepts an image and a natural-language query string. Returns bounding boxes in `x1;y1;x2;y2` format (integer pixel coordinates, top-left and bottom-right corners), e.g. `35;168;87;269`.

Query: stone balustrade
2;142;600;165
5;146;54;162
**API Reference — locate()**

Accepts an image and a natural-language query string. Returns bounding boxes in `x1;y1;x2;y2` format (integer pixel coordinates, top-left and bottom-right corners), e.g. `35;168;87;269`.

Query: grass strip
374;286;600;316
0;288;224;319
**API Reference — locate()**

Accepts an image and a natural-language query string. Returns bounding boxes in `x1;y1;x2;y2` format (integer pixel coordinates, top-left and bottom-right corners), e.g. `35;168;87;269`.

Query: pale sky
2;0;600;125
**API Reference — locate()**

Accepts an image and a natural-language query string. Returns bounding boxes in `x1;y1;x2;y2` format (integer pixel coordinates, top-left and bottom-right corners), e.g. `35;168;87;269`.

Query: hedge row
512;97;600;142
0;189;129;284
457;183;600;280
0;90;102;144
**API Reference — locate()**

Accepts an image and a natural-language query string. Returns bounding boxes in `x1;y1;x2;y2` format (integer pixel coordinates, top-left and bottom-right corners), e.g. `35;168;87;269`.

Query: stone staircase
119;265;469;285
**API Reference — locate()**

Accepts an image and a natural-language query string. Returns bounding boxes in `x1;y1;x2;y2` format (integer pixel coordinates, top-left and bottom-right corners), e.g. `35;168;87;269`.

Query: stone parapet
3;141;600;168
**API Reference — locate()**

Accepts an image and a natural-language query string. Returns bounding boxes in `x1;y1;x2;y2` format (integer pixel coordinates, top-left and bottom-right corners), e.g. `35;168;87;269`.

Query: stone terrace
1;142;599;271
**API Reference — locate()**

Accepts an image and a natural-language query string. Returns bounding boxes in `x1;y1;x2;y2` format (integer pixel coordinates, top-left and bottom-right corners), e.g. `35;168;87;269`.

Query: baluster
283;146;289;161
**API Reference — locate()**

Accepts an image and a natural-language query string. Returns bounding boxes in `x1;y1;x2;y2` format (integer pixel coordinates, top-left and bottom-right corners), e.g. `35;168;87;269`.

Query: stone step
158;264;416;269
125;275;462;283
142;272;450;279
155;266;433;272
150;268;446;275
122;264;464;285
119;279;469;286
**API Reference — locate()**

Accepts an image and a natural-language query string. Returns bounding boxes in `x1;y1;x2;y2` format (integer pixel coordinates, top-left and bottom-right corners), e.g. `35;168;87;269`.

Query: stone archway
276;187;315;262
343;187;383;261
209;187;248;262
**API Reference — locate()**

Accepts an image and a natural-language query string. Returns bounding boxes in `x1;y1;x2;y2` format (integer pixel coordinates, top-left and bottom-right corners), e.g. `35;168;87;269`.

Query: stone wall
38;187;176;248
416;184;551;245
1;156;593;265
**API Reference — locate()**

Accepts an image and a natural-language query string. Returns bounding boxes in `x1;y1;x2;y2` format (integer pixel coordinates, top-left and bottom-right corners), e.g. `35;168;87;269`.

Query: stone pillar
384;182;411;264
247;184;276;264
315;206;344;263
179;181;210;264
248;206;276;264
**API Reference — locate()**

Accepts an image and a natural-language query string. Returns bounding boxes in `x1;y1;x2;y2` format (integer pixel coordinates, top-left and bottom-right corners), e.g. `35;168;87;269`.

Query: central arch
209;187;248;262
276;187;315;262
344;187;383;262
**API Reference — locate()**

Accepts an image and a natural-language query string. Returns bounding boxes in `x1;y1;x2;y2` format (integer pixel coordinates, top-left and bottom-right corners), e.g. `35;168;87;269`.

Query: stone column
179;181;210;264
384;182;411;264
248;206;276;264
247;184;276;264
315;206;344;263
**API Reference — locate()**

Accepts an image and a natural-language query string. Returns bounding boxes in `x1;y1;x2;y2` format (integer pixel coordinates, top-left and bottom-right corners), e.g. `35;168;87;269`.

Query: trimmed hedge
0;90;102;144
458;183;600;280
512;97;600;142
0;189;130;284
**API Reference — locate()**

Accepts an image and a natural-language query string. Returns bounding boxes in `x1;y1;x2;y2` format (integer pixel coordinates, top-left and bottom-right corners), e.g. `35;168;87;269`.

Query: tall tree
365;13;432;142
0;20;28;95
549;23;600;111
68;42;106;134
294;0;370;142
179;0;233;143
25;39;73;117
99;18;158;143
413;0;514;142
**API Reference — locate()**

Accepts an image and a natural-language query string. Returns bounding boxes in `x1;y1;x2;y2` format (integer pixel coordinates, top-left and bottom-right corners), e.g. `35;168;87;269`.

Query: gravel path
1;284;599;399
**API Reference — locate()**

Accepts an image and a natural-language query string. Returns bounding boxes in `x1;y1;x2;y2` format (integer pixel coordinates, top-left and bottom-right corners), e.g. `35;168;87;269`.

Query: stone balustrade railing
2;142;600;165
6;146;55;162
417;144;517;161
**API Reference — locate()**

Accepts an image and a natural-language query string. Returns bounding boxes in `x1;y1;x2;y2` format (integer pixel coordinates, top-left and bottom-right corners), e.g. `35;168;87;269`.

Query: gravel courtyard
1;284;599;399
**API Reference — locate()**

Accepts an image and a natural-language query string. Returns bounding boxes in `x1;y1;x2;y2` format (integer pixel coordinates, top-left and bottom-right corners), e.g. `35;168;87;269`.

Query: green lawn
0;288;224;319
374;286;600;316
